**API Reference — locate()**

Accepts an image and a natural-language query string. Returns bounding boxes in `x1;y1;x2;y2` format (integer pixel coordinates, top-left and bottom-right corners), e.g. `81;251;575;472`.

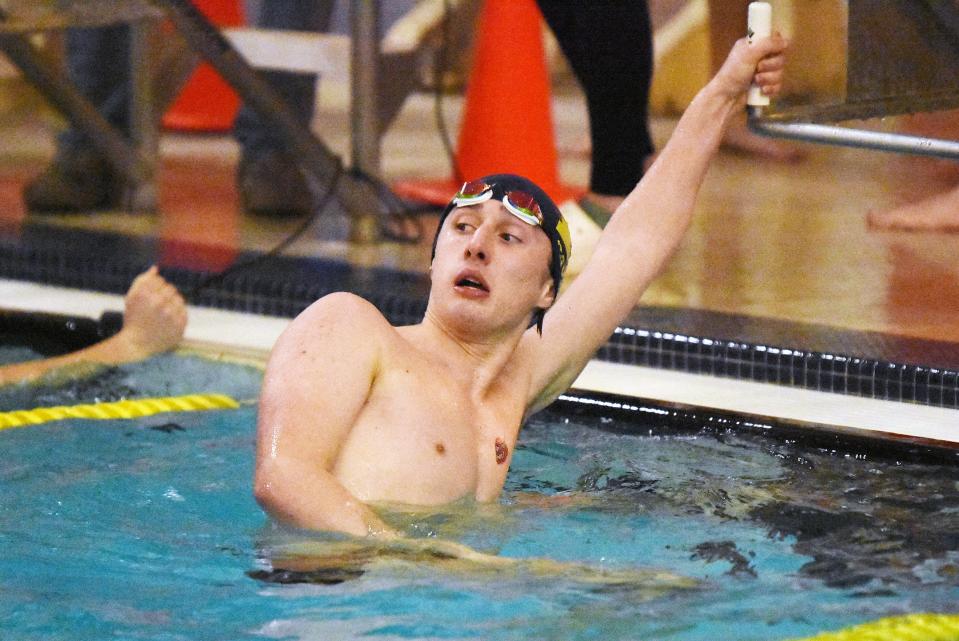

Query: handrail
747;106;959;160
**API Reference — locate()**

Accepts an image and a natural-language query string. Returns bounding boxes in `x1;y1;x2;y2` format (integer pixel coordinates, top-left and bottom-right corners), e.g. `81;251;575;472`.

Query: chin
429;300;510;338
442;305;496;334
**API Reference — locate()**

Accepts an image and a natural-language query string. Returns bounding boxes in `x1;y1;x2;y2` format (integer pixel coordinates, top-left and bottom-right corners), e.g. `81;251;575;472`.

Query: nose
464;226;491;263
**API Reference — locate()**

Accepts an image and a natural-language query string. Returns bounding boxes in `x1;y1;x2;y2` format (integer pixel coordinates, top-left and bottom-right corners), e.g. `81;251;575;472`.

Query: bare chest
332;360;527;505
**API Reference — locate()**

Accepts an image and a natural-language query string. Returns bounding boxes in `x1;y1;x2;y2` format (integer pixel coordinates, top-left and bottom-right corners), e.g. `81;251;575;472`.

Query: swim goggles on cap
452;180;544;226
451;179;572;273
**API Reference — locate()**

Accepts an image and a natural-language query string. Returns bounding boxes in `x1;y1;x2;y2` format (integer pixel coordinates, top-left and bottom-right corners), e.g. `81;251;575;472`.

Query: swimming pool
2;345;957;641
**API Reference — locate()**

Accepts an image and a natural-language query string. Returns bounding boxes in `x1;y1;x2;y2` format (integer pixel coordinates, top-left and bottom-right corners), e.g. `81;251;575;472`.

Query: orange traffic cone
394;0;580;206
162;0;244;132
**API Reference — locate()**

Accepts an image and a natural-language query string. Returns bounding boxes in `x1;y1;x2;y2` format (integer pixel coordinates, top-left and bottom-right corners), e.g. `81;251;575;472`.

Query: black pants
536;1;654;197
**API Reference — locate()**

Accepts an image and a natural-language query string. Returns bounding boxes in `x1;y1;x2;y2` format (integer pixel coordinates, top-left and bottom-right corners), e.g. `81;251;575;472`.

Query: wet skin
254;34;789;543
334;203;556;507
256;201;558;535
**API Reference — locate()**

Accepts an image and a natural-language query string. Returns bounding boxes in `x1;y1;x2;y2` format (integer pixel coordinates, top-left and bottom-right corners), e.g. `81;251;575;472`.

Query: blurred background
0;0;958;344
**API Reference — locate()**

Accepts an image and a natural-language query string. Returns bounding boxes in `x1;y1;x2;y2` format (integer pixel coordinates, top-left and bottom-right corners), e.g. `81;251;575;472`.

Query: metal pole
748;106;959;161
129;17;160;212
0;9;149;184
155;0;383;238
349;0;381;243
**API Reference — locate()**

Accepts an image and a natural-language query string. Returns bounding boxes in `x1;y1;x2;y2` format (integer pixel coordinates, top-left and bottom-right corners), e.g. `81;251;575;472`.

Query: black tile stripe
553;390;959;464
1;224;958;410
596;327;959;409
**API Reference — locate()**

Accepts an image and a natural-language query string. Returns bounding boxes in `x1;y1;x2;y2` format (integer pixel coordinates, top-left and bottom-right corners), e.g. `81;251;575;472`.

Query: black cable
186;162;344;303
184;1;467;303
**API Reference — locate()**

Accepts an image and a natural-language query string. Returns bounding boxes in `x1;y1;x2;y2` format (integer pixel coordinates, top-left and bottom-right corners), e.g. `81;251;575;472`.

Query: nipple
494;437;509;464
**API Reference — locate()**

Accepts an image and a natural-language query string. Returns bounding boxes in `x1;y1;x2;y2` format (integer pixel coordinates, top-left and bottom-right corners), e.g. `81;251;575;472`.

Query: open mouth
454;271;489;293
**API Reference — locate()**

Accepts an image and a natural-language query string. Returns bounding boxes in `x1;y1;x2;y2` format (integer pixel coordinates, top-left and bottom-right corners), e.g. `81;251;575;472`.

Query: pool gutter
2;277;956;451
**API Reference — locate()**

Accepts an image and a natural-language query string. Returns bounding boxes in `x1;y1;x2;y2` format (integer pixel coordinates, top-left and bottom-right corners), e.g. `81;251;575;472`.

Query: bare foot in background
578;154;657;226
706;0;806;164
720;117;806;163
867;184;959;232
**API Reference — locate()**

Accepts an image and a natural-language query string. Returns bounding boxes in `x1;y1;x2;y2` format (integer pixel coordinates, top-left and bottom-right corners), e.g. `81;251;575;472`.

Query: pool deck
1;75;958;446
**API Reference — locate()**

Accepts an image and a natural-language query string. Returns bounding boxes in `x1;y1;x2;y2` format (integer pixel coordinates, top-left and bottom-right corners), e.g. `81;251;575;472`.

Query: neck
411;309;528;396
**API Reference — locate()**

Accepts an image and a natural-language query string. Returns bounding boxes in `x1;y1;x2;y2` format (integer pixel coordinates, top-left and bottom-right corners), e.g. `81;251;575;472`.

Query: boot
24;147;120;213
237;149;313;217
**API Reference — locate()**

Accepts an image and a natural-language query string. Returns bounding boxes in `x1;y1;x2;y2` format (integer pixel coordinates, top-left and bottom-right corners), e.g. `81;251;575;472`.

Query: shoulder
303;291;387;323
287;292;390;339
269;292;392;365
260;293;392;412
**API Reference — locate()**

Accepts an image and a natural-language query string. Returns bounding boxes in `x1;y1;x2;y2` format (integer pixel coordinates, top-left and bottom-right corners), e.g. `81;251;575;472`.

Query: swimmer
254;36;787;559
0;266;187;386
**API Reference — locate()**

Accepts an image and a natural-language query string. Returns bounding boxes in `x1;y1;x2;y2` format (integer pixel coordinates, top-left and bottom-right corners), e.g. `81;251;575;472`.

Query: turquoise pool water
1;349;957;640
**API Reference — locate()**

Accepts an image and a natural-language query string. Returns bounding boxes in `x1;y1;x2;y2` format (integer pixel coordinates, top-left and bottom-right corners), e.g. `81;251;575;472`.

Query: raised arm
527;35;787;410
254;292;397;538
0;266;187;387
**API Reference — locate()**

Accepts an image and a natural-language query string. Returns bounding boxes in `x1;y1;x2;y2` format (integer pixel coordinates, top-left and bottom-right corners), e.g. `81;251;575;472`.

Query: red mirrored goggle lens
456;180;492;199
504;190;543;224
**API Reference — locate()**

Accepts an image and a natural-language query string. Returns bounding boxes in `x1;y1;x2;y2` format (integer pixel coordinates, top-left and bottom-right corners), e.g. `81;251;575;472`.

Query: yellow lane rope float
0;393;241;430
790;613;959;641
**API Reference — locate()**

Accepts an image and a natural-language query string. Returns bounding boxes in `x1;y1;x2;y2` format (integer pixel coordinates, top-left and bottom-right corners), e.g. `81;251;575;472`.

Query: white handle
747;2;772;107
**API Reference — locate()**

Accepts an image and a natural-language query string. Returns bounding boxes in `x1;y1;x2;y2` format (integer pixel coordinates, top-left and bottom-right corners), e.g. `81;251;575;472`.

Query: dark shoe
24;148;120;213
238;150;313;217
577;196;614;228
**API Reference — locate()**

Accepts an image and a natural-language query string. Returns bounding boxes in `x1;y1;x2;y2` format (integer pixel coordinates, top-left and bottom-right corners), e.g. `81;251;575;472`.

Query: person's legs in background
537;0;655;226
235;0;334;217
25;25;131;212
25;1;333;216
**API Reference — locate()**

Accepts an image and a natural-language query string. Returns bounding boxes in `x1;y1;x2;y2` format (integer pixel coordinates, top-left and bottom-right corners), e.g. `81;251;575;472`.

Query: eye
500;232;522;243
454;221;474;232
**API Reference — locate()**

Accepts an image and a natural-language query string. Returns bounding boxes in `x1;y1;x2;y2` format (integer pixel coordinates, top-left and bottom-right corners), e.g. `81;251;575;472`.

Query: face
427;199;555;338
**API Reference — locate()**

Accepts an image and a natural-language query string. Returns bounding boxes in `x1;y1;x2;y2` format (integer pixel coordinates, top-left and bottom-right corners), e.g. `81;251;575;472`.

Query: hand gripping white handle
747;2;772;107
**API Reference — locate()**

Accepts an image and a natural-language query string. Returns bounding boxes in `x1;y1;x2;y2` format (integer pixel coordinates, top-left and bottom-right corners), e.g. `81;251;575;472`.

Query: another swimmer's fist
116;266;188;360
711;33;787;100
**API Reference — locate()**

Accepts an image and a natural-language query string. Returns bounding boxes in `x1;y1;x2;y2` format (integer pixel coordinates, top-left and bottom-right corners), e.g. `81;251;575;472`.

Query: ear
536;276;556;311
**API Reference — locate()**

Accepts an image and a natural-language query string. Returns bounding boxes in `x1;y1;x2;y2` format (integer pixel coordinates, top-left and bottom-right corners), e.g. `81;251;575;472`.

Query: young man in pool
255;36;787;547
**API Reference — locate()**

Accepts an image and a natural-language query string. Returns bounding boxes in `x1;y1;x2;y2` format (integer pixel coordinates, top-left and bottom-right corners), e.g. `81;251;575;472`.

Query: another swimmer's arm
254;293;397;538
0;267;187;387
525;35;787;411
0;336;138;386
